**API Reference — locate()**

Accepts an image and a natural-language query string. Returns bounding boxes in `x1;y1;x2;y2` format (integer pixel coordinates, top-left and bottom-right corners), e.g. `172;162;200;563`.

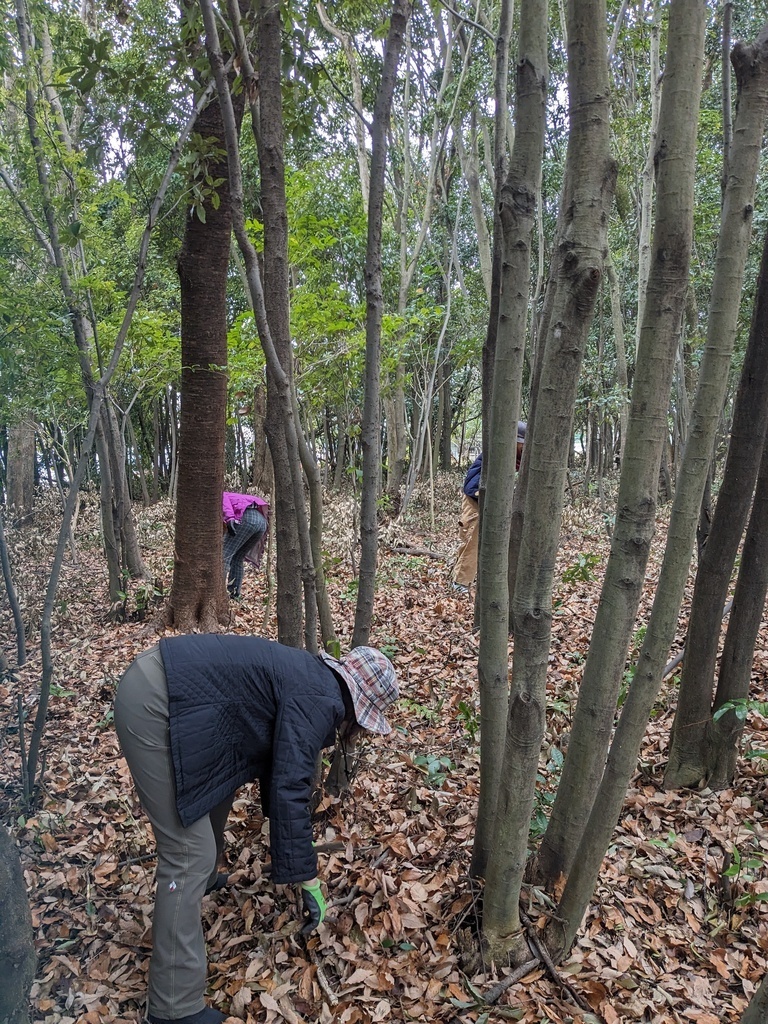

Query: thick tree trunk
352;0;412;647
552;11;768;958
536;0;708;890
0;825;35;1024
168;54;242;631
471;0;547;887
665;222;768;789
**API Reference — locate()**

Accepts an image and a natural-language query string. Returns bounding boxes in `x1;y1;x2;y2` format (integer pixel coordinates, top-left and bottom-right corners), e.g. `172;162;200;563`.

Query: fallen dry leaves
1;478;767;1024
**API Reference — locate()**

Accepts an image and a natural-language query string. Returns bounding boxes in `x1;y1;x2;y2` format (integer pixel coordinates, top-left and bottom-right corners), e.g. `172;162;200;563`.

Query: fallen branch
309;948;339;1007
384;544;447;559
520;910;598;1019
481;958;539;1004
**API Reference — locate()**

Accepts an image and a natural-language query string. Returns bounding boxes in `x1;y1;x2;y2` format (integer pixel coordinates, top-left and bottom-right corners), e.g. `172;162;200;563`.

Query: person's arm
222;491;237;523
266;698;326;884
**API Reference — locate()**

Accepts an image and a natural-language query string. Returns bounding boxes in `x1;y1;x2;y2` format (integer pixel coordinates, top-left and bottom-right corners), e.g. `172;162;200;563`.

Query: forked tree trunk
536;0;708;891
552;12;768;958
200;0;318;651
665;221;768;789
478;0;616;959
471;0;547;885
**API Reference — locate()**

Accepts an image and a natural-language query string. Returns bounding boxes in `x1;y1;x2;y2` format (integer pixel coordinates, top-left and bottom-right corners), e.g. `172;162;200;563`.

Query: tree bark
536;0;709;891
666;222;768;789
706;435;768;788
741;972;768;1024
352;0;412;647
257;0;308;646
478;0;616;957
0;825;35;1024
168;36;241;631
6;419;35;527
552;11;767;957
471;0;547;886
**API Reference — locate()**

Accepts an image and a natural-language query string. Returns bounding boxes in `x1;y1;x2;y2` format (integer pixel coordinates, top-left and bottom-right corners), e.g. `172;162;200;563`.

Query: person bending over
114;635;399;1024
221;491;269;598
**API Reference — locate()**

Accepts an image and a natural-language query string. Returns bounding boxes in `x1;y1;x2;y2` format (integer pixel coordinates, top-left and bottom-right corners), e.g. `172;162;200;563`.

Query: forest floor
2;473;768;1024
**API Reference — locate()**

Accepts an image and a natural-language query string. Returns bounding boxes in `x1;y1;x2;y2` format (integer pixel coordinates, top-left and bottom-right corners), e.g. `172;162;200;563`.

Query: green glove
300;879;326;934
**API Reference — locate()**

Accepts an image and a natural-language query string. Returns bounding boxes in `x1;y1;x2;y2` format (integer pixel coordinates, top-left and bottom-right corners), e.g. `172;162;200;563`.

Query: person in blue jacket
114;635;398;1024
451;422;526;593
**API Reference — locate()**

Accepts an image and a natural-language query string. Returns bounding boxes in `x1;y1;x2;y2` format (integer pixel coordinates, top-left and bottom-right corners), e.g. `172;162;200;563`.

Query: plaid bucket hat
320;646;399;735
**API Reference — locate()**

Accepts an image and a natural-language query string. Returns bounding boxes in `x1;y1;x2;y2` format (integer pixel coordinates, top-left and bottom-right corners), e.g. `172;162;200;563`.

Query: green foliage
713;698;768;725
561;552;600;585
722;845;768;909
456;700;479;743
530;745;564;842
413;753;454;788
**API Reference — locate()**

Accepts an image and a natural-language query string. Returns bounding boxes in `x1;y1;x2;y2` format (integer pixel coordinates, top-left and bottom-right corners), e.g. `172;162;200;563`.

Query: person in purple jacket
222;491;269;598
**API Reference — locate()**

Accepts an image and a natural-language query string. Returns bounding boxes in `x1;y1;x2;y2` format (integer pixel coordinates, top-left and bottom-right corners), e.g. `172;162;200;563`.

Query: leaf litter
1;478;767;1024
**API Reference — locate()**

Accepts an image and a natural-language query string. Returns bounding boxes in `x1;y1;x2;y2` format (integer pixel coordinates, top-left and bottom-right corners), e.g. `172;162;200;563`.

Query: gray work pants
114;646;235;1019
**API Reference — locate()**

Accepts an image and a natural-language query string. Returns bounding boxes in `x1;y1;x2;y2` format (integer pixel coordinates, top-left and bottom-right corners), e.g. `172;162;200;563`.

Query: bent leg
224;507;267;597
115;647;217;1020
452;494;479;586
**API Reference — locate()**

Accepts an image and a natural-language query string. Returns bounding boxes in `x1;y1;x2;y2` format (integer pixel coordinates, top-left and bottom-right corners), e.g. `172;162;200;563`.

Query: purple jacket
222;491;270;525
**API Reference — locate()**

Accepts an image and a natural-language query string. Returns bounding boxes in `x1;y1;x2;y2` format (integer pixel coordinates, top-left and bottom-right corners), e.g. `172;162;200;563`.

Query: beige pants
114;646;234;1019
452;493;479;585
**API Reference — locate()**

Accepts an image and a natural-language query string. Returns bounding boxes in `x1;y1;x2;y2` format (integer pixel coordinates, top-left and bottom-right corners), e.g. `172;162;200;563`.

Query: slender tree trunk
606;257;629;465
470;0;547;887
6;419;35;527
536;0;708;890
0;512;26;667
352;0;413;647
257;0;308;646
480;0;513;468
635;0;661;357
456;121;492;302
200;0;317;653
665;222;768;789
552;12;767;957
706;434;768;788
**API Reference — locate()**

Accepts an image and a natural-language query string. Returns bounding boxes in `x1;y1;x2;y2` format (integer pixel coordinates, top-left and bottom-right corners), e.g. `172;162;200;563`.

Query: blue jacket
159;634;345;883
463;454;482;499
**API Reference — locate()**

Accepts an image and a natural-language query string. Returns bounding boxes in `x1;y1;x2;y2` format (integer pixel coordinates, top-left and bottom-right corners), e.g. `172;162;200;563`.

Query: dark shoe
451;582;470;594
204;872;230;896
147;1007;226;1024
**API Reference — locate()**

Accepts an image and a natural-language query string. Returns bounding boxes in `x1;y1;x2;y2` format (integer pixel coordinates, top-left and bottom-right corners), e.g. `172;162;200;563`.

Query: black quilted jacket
159;634;345;883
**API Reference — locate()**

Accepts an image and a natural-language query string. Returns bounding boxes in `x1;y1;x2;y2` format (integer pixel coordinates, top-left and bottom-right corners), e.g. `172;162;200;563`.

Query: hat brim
321;655;393;735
